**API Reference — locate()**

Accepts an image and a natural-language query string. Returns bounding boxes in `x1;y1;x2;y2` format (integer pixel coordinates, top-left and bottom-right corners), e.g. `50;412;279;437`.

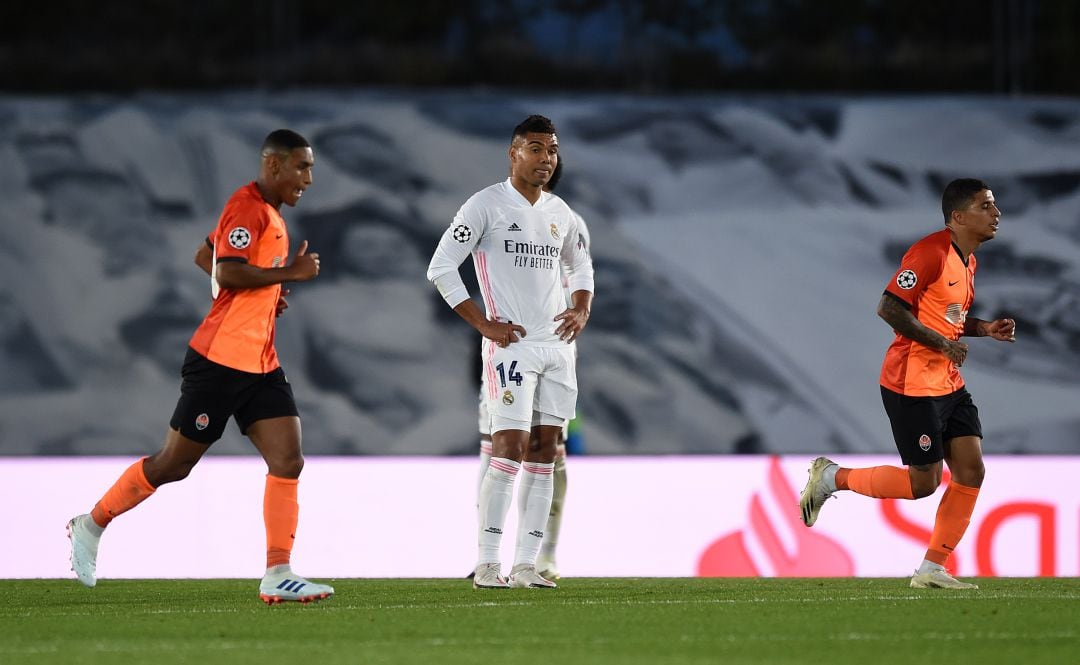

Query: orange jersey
189;182;290;374
880;228;976;396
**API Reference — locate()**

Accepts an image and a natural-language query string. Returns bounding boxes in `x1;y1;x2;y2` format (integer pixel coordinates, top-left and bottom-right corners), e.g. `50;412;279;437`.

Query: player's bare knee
525;436;545;455
953;462;985;488
491;425;530;460
541;439;558;460
972;462;985;487
908;464;941;498
268;453;304;479
144;456;196;486
910;481;937;499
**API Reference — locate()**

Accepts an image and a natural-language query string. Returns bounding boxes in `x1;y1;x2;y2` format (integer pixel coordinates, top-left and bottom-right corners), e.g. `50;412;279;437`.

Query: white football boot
472;563;510;589
508;564;557;589
799;456;837;527
67;515;101;588
259;565;334;604
536;557;560;581
910;566;979;589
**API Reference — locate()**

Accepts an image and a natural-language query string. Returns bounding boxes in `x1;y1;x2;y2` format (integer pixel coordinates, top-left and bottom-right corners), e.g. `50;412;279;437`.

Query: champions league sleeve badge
228;227;252;249
452;224;473;243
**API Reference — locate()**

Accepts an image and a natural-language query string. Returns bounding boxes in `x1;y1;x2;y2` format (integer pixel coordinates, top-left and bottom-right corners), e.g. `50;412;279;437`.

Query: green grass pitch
2;578;1076;664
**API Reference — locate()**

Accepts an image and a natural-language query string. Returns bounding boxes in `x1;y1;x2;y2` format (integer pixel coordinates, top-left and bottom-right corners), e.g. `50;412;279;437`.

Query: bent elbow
876;296;896;325
213;265;240;290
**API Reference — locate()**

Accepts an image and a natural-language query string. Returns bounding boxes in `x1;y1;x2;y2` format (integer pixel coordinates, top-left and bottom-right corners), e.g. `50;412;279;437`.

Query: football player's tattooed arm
877;293;968;366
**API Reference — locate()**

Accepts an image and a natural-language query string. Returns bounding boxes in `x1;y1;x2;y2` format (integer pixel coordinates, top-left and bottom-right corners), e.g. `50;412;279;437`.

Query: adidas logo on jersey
507;223;522;231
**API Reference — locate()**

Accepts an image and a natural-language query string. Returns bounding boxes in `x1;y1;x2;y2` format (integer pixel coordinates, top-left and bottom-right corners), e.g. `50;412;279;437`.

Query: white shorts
478;391;570;439
481;341;578;433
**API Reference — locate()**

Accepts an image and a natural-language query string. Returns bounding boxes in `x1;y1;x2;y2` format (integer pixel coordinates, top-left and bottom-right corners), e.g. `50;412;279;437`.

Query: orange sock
264;475;299;569
842;465;914;499
925;482;980;565
90;458;157;528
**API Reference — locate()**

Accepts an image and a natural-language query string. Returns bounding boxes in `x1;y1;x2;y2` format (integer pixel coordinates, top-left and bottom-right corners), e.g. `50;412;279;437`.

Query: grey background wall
2;92;1078;456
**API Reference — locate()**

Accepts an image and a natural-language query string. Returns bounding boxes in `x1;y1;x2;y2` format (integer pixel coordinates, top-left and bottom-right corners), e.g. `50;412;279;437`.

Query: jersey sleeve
561;210;595;295
427;195;486;307
883;237;944;308
213;199;269;264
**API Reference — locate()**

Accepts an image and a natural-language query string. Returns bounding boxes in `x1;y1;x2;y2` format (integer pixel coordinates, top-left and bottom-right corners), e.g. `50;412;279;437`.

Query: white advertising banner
4;456;1075;579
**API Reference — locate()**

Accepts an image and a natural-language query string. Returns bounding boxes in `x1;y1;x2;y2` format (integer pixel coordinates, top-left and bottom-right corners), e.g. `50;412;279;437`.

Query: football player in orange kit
799;178;1016;589
67;129;334;604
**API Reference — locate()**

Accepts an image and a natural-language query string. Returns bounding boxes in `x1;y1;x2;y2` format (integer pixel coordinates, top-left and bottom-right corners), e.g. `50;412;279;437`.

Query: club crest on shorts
550;223;560;240
896;269;917;289
228;227;252;249
918;434;931;451
195;413;210;431
502;390;514;405
452;224;472;243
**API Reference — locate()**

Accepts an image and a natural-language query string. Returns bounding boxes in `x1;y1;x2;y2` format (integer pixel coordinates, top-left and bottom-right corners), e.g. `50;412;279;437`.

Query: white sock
514;464;537;556
539;457;566;563
264;563;292;578
823;463;839;492
476;440;492;510
917;559;944;574
478;457;519;565
513;461;554;568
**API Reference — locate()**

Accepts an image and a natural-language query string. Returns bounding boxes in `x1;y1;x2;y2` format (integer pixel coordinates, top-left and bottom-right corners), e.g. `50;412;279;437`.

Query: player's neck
509;176;542;205
255;178;283;210
949;228;979;262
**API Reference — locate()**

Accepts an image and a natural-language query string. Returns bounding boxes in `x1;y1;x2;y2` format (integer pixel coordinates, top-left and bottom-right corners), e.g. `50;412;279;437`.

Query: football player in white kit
427;115;594;589
472;159;590;582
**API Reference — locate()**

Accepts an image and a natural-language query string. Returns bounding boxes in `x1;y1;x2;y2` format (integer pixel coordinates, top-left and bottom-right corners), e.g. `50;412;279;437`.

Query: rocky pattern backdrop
1;92;1078;456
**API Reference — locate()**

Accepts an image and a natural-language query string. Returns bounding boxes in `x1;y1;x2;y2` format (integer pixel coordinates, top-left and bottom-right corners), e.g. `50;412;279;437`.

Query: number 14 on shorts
496;361;523;387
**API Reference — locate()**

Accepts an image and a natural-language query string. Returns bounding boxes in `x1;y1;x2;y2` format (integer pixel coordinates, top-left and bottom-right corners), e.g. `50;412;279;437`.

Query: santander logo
697;456;854;577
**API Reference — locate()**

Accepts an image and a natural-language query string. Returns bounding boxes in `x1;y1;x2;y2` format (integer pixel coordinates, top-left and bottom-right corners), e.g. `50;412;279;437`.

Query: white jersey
428;179;594;347
563;209;591;306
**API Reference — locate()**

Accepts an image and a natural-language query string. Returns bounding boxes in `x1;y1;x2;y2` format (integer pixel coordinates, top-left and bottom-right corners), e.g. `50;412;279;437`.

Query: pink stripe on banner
523;463;554;475
489;459;520;475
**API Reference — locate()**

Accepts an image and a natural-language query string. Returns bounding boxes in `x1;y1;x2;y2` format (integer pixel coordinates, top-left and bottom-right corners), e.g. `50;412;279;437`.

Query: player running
67;129;333;604
799;178;1015;589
